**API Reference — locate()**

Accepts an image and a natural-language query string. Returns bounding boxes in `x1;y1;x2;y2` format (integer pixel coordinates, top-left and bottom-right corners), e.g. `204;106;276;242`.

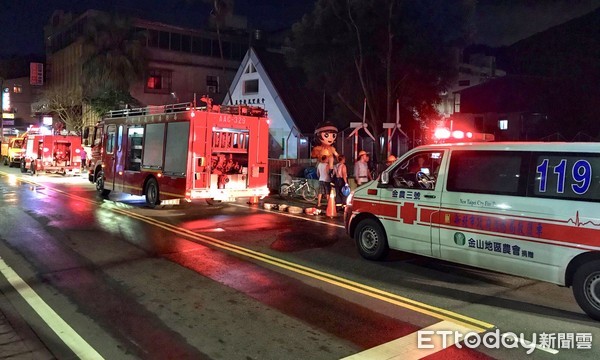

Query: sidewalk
0;293;53;359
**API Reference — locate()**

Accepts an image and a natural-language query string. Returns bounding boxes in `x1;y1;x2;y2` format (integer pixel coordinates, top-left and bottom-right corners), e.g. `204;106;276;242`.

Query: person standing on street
80;146;87;171
334;155;348;206
354;150;372;186
316;155;331;208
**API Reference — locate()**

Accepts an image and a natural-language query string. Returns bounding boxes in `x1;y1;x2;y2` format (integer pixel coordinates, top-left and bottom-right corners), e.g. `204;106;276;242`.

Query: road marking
0;257;104;360
2;172;495;332
342;320;481;359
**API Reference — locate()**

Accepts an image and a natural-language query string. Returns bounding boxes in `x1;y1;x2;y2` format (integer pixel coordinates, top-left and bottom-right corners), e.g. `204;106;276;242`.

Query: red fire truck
21;133;83;175
88;99;270;207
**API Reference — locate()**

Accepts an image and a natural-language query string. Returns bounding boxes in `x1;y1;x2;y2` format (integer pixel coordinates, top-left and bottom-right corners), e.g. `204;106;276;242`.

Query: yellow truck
1;136;26;167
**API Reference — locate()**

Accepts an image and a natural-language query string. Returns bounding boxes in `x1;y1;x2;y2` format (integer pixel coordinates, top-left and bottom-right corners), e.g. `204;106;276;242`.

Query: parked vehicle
21;134;82;175
279;178;317;201
1;136;26;167
345;142;600;320
88;99;270;207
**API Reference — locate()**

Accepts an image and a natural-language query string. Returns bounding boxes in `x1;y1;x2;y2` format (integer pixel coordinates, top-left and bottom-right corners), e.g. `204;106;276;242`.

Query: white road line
341;320;482;360
230;202;345;228
0;257;104;360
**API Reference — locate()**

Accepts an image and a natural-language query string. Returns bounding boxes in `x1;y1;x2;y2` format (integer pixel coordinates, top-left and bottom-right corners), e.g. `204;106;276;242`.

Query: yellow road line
2;171;495;332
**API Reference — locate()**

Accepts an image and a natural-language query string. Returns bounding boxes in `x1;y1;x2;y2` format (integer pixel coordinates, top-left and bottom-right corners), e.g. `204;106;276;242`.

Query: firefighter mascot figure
311;121;339;171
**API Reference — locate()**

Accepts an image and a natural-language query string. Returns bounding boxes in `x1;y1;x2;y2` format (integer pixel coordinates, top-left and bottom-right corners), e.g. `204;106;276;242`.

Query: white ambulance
344;142;600;320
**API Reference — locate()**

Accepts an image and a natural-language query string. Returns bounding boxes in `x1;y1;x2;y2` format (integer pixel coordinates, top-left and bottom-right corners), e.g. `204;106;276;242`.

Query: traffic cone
326;187;337;217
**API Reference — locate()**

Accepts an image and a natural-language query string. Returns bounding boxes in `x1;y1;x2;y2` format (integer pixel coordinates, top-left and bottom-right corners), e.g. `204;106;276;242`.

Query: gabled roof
227;47;340;135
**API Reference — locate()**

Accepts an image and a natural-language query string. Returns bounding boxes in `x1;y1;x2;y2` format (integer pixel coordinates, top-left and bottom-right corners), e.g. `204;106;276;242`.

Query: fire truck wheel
355;218;389;260
573;260;600;321
30;160;36;175
20;160;27;173
96;171;111;197
205;198;221;206
145;178;161;208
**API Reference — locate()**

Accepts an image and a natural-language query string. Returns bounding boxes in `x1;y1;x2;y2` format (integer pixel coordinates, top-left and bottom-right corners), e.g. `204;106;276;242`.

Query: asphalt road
0;166;598;360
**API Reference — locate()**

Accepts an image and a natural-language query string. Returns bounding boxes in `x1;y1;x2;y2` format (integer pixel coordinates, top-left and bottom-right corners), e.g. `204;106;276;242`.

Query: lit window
453;93;460;113
145;69;172;94
499;119;508;130
13;85;22;93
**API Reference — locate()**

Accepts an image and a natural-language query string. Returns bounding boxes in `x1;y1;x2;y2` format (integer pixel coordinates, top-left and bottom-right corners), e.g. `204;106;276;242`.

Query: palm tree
81;12;147;115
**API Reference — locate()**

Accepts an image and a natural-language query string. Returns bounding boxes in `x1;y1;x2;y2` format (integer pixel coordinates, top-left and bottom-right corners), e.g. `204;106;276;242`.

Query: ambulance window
447;151;525;195
106;125;116;154
532;153;600;201
391;151;440;189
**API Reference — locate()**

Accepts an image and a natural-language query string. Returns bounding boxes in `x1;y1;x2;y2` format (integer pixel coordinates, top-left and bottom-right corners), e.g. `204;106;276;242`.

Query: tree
81;12;147;116
35;85;85;132
288;0;475;156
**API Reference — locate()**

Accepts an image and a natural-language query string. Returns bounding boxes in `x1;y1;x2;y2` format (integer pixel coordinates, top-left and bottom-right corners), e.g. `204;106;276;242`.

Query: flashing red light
190;111;196;118
466;132;473;139
452;130;464;139
434;128;451;139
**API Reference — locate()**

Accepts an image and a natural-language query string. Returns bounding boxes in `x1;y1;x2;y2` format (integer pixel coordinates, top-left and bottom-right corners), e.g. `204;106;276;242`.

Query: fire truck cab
21;134;82;175
88;101;270;207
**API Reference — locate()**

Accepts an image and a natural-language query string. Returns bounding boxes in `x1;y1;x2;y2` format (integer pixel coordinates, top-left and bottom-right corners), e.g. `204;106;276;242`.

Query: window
126;126;144;171
454;93;460;113
532;153;600;202
145;69;172;94
13;85;22;94
243;79;259;94
191;36;202;54
499;119;508;130
390;151;443;190
181;35;191;52
245;63;256;74
447;151;525;196
171;33;181;51
148;30;159;47
159;31;170;49
106;125;116;154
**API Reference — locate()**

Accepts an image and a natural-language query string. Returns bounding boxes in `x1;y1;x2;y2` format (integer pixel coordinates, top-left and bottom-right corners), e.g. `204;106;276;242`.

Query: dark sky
0;0;599;57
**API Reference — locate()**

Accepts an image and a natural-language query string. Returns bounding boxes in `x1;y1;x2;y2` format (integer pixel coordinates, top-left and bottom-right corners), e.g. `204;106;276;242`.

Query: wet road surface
0;168;599;359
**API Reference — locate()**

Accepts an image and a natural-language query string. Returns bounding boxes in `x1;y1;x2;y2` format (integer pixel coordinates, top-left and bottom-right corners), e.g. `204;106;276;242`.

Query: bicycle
279;178;317;201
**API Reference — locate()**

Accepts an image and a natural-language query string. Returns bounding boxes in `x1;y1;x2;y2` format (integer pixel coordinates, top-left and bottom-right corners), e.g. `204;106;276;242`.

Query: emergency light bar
433;127;495;142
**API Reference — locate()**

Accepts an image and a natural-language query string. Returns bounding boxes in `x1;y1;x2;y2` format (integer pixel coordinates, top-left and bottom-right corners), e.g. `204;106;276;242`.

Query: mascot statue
311;121;339;169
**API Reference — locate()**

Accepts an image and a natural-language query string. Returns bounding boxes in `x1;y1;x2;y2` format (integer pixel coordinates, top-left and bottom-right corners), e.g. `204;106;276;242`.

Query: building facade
42;9;250;129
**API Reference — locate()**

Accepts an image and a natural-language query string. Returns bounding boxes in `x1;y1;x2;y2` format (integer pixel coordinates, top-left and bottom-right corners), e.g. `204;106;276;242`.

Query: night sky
0;0;599;57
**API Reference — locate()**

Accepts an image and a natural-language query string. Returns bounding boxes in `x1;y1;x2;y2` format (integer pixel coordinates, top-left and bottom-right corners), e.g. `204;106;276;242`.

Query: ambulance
344;142;600;320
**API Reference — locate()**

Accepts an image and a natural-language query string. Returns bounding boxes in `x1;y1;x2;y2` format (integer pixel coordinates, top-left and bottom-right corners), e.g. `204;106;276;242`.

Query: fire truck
21;133;82;175
88;99;270;207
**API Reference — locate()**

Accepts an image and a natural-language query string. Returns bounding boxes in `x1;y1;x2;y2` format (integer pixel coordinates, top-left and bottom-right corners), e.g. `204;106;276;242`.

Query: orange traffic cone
326;187;337;217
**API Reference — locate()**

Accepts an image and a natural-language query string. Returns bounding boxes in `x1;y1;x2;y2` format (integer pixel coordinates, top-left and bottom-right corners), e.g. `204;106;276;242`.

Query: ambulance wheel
20;159;27;173
355;218;389;260
573;260;600;321
95;171;111;197
145;178;161;208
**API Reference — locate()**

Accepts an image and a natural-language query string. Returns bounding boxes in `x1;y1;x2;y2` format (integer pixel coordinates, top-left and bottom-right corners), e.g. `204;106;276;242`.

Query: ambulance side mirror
380;171;389;185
